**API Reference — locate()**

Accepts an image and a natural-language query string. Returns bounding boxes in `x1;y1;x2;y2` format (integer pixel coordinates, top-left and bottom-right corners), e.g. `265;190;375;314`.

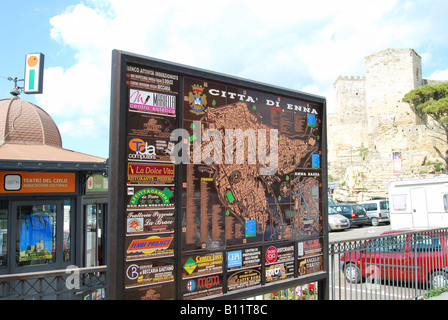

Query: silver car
360;199;390;226
328;206;350;231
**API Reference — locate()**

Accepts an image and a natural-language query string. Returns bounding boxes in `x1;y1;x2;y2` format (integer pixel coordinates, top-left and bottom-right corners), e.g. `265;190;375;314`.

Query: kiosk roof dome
0;97;62;147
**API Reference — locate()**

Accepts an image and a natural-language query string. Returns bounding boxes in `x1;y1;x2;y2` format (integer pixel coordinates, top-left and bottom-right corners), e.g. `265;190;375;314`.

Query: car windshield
380;201;389;210
352;205;365;213
364;235;407;253
363;203;377;211
328;207;338;215
411;234;442;252
333;206;351;213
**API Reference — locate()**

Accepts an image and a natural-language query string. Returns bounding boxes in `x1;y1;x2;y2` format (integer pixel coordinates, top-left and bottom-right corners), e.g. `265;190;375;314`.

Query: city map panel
181;77;323;251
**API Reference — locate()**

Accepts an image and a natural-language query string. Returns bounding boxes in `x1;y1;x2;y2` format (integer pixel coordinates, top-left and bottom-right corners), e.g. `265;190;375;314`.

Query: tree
403;82;448;169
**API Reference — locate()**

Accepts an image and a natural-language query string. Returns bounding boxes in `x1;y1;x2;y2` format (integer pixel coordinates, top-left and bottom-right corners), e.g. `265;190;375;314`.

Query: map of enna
191;101;321;242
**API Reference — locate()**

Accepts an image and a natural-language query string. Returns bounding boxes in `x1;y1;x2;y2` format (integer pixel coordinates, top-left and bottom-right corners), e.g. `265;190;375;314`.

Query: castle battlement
337;75;366;81
334;75;366;86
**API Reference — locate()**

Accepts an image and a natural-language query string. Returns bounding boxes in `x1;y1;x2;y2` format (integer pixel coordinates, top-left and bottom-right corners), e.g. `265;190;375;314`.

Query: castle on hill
328;48;447;202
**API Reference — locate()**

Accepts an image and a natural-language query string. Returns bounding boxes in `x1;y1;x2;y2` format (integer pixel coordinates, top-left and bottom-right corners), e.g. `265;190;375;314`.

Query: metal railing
6;228;447;301
0;266;107;300
329;228;448;300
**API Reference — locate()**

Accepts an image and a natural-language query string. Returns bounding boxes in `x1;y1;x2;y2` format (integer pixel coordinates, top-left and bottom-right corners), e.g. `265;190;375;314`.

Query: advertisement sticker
127;112;177;140
125;233;174;260
265;246;278;264
297;238;323;276
181;273;223;300
129;89;176;116
227;267;261;292
1;172;76;194
227;250;242;268
265;261;294;283
126;209;175;235
298;255;323;276
126;64;179;95
264;243;294;283
127;136;173;163
181;252;223;279
126;185;175;210
125;258;175;289
127;162;175;185
124;282;175;300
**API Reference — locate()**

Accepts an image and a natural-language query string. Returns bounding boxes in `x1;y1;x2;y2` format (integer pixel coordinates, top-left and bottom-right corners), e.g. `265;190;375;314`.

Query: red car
340;230;448;289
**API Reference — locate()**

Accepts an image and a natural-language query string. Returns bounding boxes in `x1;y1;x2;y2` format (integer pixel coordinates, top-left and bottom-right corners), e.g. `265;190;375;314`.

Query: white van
360;199;390;226
388;176;448;230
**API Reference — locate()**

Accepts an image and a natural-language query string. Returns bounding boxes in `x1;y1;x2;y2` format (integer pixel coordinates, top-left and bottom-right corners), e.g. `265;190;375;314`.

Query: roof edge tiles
0;144;106;163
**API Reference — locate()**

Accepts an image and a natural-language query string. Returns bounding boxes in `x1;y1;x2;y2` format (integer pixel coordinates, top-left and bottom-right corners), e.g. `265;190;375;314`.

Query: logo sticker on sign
227;250;242;268
4;174;21;191
265;246;278;264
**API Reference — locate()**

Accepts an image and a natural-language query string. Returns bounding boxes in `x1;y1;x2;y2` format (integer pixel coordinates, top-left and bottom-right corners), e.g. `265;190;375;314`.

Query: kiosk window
444;194;448;212
16;204;57;266
63;200;71;262
392;195;407;211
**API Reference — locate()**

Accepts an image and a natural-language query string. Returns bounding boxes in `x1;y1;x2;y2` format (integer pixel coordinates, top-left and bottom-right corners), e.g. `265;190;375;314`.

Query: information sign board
109;50;328;300
24;53;44;94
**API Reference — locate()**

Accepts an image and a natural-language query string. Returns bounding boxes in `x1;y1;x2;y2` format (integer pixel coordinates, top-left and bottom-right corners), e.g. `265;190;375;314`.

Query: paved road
329;224;391;243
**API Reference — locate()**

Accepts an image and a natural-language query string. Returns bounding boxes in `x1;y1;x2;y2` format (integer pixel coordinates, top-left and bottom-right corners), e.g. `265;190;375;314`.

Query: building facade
0;97;108;299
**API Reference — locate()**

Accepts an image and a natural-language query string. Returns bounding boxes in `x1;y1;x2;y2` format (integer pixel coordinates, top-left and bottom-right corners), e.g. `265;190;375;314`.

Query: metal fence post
414;235;418;298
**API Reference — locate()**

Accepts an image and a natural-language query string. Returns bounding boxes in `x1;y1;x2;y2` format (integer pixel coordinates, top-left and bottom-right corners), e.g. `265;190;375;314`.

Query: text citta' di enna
208;88;319;115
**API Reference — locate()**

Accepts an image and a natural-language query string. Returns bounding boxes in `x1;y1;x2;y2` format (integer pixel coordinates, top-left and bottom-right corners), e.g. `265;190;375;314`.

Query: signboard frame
0;172;76;194
24;53;44;94
108;50;328;300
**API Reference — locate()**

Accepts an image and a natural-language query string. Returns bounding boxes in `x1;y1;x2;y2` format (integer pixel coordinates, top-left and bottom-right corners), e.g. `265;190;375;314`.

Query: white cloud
59;118;96;137
35;0;448;157
428;69;448;81
37;61;109;139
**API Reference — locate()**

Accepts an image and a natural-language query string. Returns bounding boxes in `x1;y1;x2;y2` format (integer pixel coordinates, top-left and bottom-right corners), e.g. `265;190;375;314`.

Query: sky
1;0;448;159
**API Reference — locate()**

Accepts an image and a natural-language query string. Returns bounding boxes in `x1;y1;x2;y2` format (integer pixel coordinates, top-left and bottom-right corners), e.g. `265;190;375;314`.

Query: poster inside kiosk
1;172;76;194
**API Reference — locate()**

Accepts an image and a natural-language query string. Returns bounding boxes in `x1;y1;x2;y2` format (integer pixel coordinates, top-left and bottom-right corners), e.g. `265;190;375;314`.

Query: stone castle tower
328;49;447;201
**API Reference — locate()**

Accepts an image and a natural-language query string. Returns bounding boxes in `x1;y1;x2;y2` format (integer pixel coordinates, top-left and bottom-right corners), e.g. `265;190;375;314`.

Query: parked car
340;230;448;289
329;203;369;227
360;199;390;226
328;206;350;232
